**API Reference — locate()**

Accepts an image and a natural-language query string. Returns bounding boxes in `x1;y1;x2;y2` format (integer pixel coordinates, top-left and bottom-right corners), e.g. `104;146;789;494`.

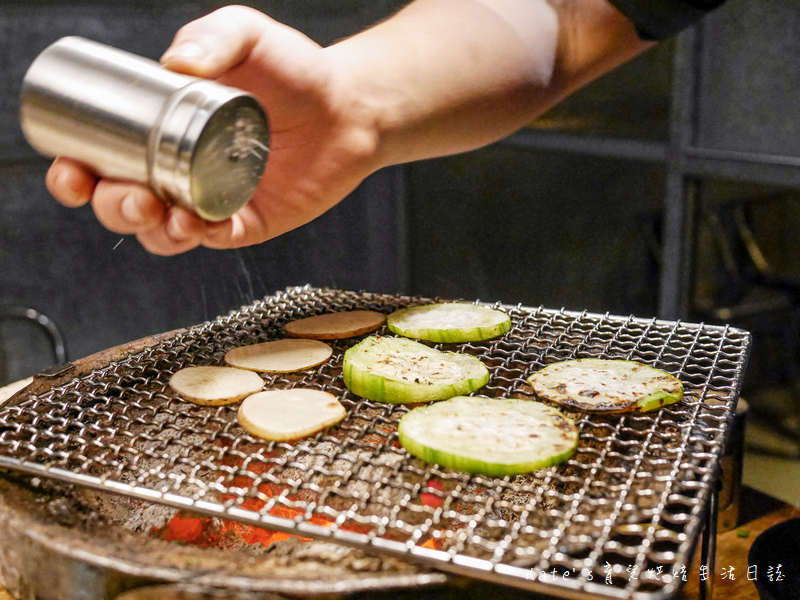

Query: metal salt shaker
20;36;269;222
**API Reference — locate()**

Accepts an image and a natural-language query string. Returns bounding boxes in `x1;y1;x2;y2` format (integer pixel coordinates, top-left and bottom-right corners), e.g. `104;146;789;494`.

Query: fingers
136;208;208;256
202;205;269;250
45;6;279;257
49;7;296;256
90;180;207;255
160;5;267;79
91;180;166;235
46;157;96;207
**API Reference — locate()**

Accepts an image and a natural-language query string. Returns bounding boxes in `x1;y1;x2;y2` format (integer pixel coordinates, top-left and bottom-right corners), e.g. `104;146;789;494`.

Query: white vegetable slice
225;339;332;373
343;335;489;404
0;376;33;406
387;303;511;343
238;389;346;441
169;366;264;406
285;310;386;339
398;396;578;476
527;358;684;413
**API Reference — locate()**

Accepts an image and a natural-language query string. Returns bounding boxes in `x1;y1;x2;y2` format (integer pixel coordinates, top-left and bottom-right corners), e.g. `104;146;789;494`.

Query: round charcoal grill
0;286;752;600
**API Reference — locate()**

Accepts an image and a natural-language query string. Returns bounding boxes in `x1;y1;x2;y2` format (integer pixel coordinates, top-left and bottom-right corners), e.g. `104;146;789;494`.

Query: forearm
45;2;656;254
325;0;652;167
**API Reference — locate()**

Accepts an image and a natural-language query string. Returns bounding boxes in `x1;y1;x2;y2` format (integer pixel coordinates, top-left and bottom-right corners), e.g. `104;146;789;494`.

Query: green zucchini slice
387;303;511;343
342;336;489;404
527;358;683;413
398;396;578;476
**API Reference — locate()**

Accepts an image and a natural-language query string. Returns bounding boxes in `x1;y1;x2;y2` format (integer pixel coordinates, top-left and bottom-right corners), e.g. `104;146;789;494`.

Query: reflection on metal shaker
19;36;270;222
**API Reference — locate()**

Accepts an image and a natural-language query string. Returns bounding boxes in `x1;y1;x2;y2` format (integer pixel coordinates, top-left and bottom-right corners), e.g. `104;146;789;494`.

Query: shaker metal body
20;36;269;221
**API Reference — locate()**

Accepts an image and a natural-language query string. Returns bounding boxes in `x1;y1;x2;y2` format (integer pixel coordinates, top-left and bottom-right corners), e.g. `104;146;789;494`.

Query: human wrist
323;39;408;172
324;0;563;167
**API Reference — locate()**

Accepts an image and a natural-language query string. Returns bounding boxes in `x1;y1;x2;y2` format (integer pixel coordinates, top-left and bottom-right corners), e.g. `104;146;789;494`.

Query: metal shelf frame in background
499;23;800;599
502;22;800;323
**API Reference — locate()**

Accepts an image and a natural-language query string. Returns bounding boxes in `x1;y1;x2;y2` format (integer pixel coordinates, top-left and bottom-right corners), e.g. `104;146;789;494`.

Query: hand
47;1;649;256
46;6;381;255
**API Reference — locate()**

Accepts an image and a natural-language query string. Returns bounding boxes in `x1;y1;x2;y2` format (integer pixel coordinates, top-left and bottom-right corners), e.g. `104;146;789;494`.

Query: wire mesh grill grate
0;286;751;600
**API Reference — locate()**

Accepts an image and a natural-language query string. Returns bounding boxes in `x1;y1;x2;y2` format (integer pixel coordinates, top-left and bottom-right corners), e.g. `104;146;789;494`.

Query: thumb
159;6;267;79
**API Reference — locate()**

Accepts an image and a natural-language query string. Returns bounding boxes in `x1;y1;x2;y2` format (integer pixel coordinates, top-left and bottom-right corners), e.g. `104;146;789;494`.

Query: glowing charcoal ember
161;515;206;544
420;479;445;509
420;537;446;550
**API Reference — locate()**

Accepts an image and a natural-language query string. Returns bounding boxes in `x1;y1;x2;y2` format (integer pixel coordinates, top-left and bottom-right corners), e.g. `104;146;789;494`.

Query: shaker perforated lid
150;80;270;222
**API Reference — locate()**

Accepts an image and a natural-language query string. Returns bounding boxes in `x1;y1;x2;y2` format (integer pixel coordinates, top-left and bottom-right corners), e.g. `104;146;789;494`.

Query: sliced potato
284;310;385;339
527;358;683;413
225;339;332;373
238;389;347;441
169;366;264;406
0;376;34;406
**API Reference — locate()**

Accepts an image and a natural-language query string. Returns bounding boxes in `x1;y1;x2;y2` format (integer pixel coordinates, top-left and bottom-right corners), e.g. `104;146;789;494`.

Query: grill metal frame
0;286;751;600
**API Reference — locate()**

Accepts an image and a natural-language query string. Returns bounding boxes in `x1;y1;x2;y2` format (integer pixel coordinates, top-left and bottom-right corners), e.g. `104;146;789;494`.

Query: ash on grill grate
0;286;751;600
0;472;426;598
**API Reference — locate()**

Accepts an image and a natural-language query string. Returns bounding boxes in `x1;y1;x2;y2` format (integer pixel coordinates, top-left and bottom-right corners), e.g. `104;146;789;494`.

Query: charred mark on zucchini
527;358;684;413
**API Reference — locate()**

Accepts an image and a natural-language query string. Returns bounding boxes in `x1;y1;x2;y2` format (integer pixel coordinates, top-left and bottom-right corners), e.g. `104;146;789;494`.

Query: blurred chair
0;306;67;385
700;193;800;454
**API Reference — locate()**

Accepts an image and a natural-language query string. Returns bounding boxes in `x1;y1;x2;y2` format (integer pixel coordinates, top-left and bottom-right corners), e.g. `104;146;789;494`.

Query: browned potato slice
225;339;332;373
284;310;385;339
238;389;347;441
169;366;264;406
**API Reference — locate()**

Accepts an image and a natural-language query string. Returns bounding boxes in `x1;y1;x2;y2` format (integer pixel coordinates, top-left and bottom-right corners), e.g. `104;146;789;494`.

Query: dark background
1;0;799;435
0;0;410;379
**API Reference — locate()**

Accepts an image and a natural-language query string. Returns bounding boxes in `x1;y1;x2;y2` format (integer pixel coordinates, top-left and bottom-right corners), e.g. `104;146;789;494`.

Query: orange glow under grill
155;439;448;549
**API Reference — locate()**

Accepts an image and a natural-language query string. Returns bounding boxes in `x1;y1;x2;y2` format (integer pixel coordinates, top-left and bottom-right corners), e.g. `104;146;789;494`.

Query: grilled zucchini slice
398;396;578;476
387;303;511;343
343;336;489;404
527;358;683;413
